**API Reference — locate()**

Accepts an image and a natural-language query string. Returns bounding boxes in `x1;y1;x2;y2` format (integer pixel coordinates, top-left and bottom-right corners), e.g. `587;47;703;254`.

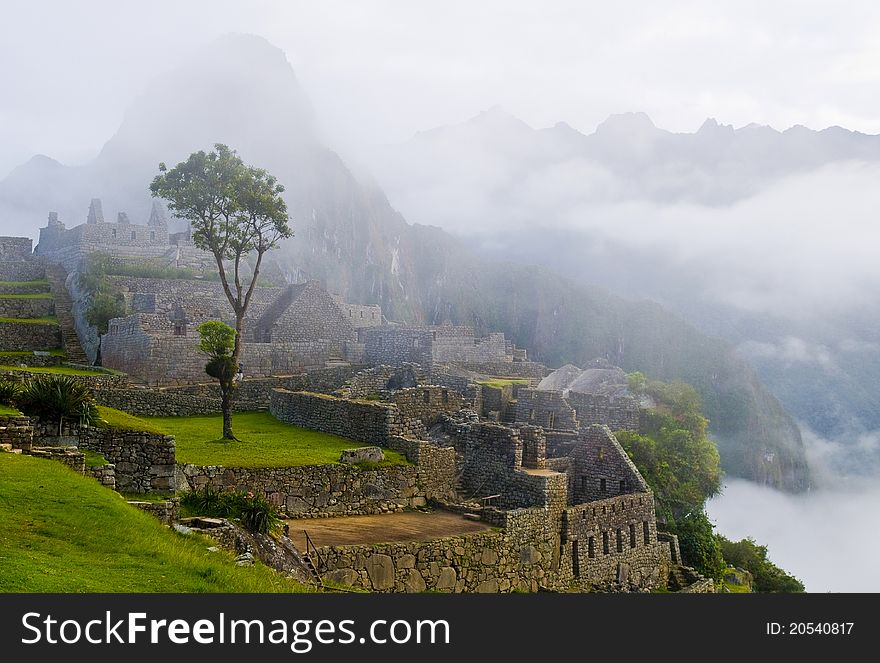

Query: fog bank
707;477;880;592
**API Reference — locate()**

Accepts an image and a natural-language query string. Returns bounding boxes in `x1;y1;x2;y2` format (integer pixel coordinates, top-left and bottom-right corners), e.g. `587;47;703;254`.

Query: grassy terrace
143;411;409;468
0;293;53;299
0;280;50;287
477;377;530;389
0;316;59;325
0;349;66;357
0;453;308;592
0;404;21;415
0;365;114;376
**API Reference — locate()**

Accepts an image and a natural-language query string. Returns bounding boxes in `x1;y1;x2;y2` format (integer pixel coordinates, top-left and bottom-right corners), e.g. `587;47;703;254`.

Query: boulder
340;446;385;464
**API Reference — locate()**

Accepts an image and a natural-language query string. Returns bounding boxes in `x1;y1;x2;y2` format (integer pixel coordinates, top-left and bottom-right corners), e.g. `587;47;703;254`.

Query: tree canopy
151;144;292;439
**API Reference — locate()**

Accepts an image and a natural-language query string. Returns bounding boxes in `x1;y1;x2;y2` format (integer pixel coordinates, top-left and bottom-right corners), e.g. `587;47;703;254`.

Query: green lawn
0;293;53;299
143;411;409;468
0;280;50;287
0;365;108;376
0;404;21;415
477;378;530;390
0;316;59;325
0;453;309;592
0;349;66;357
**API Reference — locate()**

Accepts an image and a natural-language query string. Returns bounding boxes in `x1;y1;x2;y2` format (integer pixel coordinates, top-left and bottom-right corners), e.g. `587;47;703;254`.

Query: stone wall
79;427;176;493
128;498;180;525
30;446;86;473
514;389;579;430
0;237;33;259
391;386;465;426
0;238;44;286
109;275;282;326
178;463;427;518
362;327;434;367
0;296;54;318
431;327;510;364
457;421;568;509
270;389;395;445
330;296;383;328
94;368;364;416
385;436;458;501
101;315;341;384
566;391;640;432
269;389;425;445
86;462;116;490
0;262;46;282
0;322;61;351
0;414;33;452
339;364;427;399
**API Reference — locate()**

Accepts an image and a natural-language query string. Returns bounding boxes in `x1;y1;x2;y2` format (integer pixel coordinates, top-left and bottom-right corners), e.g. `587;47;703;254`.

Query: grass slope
0;453;308;592
0;293;53;300
96;405;167;435
144;411;409;468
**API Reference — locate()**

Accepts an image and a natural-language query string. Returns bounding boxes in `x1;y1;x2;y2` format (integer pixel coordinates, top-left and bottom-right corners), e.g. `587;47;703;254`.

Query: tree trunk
220;312;246;440
221;380;234;440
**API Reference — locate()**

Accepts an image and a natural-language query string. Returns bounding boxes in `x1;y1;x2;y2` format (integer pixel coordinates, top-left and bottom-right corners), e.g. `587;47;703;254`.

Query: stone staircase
46;264;89;365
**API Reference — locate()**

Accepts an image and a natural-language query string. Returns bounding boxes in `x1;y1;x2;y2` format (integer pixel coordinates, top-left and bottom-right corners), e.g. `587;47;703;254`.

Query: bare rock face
340;446;385;464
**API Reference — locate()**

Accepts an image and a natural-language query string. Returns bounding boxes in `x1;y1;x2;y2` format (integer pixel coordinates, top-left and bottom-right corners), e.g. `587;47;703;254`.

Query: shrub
238;493;281;534
0;379;22;406
180;486;281;534
15;375;98;430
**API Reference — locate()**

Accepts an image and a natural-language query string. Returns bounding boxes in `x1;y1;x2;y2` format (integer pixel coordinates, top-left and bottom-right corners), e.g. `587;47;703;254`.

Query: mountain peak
595;112;658;136
698;117;734;134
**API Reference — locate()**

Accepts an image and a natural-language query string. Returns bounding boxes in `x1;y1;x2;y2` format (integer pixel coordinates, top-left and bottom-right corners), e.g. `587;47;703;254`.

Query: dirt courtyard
289;510;492;549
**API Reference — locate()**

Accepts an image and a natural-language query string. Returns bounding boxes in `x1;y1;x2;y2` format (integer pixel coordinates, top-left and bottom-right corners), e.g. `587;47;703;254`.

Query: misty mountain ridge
376;105;880;214
370;102;880;470
0;33;810;490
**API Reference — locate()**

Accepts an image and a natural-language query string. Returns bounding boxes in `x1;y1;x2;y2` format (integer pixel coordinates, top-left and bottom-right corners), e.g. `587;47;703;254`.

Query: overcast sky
3;0;880;176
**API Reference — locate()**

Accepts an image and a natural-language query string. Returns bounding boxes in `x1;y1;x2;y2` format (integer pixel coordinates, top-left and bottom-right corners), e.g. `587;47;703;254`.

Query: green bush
14;375;98;429
0;379;23;406
180;486;281;534
668;510;726;581
238;493;281;534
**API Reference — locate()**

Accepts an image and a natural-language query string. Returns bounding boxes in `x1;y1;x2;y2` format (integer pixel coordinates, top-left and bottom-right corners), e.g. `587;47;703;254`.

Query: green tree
196;321;238;438
719;536;805;592
671;510;726;581
151;144;292;439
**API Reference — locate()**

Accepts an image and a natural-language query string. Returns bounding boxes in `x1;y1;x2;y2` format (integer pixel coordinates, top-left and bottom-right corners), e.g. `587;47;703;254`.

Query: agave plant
0;379;23;407
15;375;99;435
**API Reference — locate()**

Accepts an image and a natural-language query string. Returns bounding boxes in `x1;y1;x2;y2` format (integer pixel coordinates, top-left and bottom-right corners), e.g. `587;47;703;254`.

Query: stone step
45;265;90;365
0;443;12;452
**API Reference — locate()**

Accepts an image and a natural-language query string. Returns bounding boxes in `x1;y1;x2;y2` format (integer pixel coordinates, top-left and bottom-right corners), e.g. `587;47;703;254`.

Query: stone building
35;202;212;272
361;323;524;369
101;280;370;384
